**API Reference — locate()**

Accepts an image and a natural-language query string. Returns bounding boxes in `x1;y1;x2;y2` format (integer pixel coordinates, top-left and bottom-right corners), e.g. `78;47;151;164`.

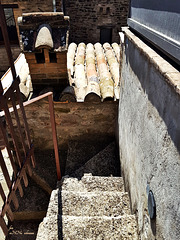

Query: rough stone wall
1;0;53;13
65;0;129;44
118;29;180;239
18;101;118;150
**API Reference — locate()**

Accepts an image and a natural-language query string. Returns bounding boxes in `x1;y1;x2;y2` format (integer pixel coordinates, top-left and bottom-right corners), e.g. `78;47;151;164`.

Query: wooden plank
0;182;15;221
30;171;52;195
0;120;17;175
0;151;12;189
16;84;36;168
2;146;33;216
0;183;6;201
22;170;28;188
26;164;32;177
6;207;14;222
13;211;46;221
0;122;24;197
17;183;23;198
0;215;8;236
3;101;23;168
11;94;27;157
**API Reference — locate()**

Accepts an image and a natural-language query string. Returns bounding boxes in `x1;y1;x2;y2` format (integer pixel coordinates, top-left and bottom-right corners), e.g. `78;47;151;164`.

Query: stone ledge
37;215;139;240
58;175;124;192
121;27;180;96
45;189;131;218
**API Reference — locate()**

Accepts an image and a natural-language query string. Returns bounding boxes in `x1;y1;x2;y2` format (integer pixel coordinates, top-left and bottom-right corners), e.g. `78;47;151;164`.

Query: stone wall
1;0;53;13
0;0;129;74
118;28;180;239
22;101;118;150
64;0;129;44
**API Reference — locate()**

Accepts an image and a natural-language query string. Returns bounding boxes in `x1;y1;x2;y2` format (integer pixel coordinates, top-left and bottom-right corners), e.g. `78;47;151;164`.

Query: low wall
24;101;118;150
118;28;180;239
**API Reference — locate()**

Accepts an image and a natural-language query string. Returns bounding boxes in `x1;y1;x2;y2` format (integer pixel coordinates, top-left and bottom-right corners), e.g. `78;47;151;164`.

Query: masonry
0;0;54;76
0;0;129;76
16;101;118;150
64;0;129;44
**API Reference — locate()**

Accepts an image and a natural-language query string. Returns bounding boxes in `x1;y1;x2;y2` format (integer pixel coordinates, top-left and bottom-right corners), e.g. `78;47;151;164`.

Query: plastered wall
118;29;180;239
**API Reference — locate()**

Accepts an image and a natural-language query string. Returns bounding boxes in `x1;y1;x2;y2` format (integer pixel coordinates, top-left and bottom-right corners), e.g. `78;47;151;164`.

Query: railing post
48;93;61;180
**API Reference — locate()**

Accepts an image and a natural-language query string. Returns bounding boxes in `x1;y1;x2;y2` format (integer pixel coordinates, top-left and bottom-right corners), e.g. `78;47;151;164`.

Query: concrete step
71;142;119;178
58;174;125;192
46;189;131;217
36;215;139;240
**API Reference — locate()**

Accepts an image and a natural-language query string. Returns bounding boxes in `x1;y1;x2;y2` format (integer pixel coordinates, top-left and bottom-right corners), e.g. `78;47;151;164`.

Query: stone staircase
36;142;139;239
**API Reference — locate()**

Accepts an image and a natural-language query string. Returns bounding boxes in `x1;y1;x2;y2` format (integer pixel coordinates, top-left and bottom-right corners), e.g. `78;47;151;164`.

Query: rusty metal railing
0;1;61;236
0;77;36;236
22;91;61;180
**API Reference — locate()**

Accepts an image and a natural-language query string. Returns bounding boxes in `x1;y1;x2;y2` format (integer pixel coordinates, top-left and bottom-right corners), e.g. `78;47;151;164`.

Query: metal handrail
24;92;61;180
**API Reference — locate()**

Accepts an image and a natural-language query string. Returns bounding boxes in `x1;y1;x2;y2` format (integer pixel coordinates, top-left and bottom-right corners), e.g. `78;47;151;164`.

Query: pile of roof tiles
67;42;120;102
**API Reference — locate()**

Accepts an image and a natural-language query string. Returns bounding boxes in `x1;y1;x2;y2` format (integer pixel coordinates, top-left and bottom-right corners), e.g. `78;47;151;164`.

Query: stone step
46;190;131;217
36;215;139;240
58;174;124;192
71;142;119;178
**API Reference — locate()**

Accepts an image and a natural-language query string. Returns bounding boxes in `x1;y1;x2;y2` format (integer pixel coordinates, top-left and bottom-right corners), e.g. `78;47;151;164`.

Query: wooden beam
30;170;52;195
13;211;46;221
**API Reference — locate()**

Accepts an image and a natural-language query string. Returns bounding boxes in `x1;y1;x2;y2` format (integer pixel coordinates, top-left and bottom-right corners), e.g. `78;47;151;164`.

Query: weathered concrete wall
23;101;118;150
118;28;180;239
65;0;129;44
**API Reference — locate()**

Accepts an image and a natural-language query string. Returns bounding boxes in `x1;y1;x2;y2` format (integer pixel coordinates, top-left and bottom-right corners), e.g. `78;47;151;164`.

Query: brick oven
18;12;69;88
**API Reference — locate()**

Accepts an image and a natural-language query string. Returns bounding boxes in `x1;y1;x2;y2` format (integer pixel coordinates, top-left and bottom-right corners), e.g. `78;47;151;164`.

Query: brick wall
64;0;129;44
25;50;67;86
